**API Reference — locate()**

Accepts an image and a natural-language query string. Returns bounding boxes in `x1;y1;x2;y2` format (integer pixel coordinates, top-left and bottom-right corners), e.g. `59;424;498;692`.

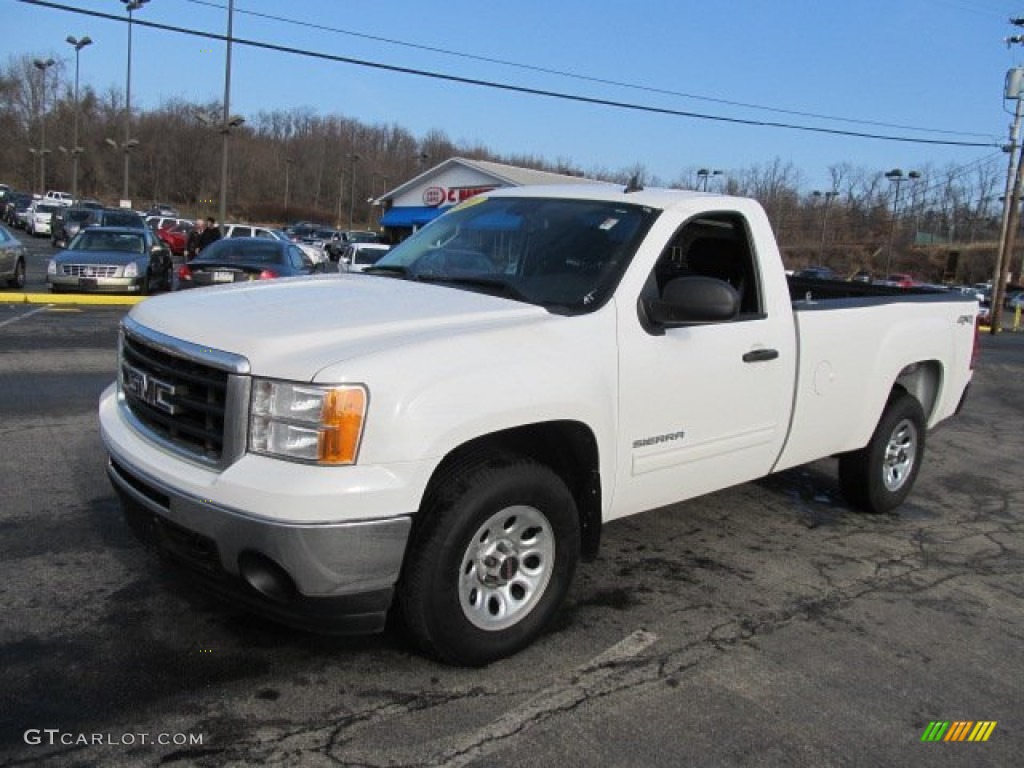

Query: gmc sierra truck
99;184;977;665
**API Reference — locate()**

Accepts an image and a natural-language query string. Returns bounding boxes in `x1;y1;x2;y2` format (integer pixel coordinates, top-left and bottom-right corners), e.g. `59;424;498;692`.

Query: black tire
839;391;926;514
398;455;580;666
7;259;25;289
139;273;151;296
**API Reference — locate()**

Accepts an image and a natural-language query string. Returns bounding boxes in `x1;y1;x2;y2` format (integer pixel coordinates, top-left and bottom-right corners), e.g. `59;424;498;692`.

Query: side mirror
641;276;740;331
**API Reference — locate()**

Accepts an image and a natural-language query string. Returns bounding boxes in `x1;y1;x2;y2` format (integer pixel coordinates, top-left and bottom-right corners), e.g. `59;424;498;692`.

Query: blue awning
380;206;444;228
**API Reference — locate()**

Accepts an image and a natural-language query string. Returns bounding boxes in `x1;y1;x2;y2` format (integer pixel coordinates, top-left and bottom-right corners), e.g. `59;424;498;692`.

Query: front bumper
99;383;419;633
48;274;143;293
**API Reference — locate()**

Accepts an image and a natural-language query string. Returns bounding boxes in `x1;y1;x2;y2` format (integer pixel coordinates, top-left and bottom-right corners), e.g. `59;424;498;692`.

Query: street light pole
66;36;92;202
696;168;722;192
218;0;235;226
284;157;293;214
33;58;56;192
346;153;360;230
812;190;837;262
120;0;149;204
884;168;921;277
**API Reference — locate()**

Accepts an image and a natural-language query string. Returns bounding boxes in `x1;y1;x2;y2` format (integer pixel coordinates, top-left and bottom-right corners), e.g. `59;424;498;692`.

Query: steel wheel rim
459;504;555;631
883;417;918;492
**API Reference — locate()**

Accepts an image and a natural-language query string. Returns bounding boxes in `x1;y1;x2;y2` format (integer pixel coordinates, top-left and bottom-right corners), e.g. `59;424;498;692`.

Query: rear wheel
7;259;25;289
399;455;580;666
839;391;925;514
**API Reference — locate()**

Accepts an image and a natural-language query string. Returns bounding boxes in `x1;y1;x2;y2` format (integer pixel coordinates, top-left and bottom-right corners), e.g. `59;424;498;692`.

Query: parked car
91;208;147;230
156;220;194;256
222;223;326;264
3;192;30;226
10;196;33;229
52;206;98;248
145;215;191;233
26;202;60;237
1007;291;1024;311
338;242;391;273
325;229;385;261
47;227;172;295
146;203;179;217
301;227;342;252
878;273;918;288
75;199;105;210
0;224;28;288
44;190;74;207
792;266;838;280
175;237;322;289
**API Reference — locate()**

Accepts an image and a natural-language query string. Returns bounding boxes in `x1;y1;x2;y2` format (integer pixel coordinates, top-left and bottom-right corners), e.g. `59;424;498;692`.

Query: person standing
197;216;221;254
185;218;205;262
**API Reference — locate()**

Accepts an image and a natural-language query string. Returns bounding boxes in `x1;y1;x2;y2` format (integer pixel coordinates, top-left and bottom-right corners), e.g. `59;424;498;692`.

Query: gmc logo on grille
122;362;181;415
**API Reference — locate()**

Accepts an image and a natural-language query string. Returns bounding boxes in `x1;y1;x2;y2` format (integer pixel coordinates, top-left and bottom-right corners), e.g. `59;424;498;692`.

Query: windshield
70;230;145;253
372;196;658;313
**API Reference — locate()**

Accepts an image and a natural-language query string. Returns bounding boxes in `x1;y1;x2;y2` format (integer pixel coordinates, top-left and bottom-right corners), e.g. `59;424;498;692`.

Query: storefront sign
422;185;498;208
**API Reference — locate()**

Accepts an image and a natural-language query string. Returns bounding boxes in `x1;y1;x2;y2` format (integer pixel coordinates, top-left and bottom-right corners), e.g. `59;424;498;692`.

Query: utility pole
992;30;1024;333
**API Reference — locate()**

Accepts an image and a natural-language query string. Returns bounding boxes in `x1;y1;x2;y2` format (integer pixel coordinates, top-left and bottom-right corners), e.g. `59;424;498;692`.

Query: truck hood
129;274;549;380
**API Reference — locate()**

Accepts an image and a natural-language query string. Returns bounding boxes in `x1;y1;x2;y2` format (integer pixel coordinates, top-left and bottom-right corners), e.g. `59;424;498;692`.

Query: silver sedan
0;224;27;288
47;227;172;294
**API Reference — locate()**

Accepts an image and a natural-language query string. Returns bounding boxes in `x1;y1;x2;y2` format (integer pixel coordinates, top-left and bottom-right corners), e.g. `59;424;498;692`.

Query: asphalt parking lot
1;292;1023;766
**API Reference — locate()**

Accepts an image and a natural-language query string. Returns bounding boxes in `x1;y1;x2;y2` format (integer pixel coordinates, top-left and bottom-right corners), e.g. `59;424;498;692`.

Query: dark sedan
47;227;173;294
175;237;322;289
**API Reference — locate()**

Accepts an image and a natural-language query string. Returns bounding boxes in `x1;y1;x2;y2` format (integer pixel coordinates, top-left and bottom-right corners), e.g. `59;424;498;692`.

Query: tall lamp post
346;153;360;230
32;57;56;193
366;173;389;228
283;157;294;215
118;0;149;204
66;35;92;201
884;168;921;277
218;0;236;225
696;168;722;191
812;190;838;262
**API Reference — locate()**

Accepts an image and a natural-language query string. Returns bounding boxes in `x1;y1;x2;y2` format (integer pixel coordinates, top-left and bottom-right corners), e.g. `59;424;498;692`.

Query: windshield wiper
413;274;531;303
362;264;408;277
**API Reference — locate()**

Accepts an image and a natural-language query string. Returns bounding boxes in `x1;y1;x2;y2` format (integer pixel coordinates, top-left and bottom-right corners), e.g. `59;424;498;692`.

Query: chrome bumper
106;452;412;634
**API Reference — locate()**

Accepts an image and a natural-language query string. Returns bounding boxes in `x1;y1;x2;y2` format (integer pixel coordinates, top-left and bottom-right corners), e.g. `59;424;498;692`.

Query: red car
158;221;193;256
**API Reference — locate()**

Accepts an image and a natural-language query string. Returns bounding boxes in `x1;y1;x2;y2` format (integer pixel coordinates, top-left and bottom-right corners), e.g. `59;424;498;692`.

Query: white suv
26;201;59;236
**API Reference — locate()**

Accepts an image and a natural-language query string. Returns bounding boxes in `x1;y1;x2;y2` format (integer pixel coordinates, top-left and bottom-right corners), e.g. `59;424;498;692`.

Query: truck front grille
118;319;250;468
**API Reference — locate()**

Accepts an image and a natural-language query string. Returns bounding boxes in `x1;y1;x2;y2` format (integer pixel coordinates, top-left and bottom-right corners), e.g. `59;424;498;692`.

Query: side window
647;213;762;318
255;228;276;239
231;226;252;238
289;246;311;269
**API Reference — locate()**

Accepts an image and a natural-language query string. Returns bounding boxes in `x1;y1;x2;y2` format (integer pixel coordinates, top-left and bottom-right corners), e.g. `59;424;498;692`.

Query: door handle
743;348;779;363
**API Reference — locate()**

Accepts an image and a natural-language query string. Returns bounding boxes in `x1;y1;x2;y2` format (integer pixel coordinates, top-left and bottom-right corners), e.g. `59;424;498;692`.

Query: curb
6;293;146;306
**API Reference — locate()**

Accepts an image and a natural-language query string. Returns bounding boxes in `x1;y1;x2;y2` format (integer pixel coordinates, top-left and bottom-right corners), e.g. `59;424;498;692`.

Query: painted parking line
0;304;53;329
6;293;146;306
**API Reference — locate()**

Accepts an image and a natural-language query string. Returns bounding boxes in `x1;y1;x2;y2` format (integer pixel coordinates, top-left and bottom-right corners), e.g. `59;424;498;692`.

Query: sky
5;0;1024;192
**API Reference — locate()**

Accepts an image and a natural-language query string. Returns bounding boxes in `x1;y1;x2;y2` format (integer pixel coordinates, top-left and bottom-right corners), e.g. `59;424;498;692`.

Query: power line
17;0;1003;149
182;0;996;141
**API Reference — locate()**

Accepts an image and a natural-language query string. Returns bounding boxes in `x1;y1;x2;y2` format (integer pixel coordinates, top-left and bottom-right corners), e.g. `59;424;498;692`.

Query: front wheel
398;455;580;666
7;259;25;289
839;391;926;514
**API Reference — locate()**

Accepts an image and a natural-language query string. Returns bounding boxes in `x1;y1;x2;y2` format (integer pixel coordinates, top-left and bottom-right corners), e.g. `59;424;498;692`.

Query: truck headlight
249;379;367;465
47;259;56;275
123;262;138;278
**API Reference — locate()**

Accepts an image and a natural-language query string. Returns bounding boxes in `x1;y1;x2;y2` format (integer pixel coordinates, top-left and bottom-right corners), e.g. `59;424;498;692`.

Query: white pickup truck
99;184;977;665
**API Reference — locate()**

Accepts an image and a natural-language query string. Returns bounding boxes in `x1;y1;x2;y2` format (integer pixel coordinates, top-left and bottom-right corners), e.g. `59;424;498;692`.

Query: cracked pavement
1;305;1021;767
